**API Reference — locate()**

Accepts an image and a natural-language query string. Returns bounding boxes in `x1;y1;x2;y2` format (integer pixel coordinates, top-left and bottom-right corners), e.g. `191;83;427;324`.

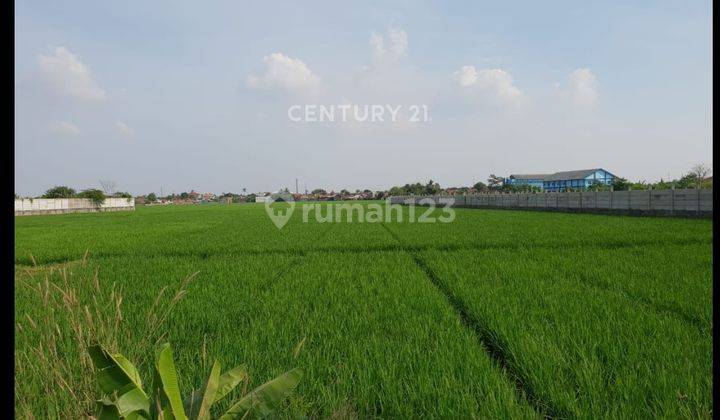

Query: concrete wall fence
390;189;712;217
15;198;135;216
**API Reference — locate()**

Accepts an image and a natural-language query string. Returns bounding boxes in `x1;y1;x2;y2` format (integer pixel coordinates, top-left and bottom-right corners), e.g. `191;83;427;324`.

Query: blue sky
15;1;712;196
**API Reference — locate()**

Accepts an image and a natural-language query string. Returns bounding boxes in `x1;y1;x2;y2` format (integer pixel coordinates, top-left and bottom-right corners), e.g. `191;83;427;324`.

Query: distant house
317;193;341;201
505;168;617;192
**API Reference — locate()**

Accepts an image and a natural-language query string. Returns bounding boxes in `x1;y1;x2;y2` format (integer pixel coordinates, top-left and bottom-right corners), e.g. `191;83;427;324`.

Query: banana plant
88;343;303;419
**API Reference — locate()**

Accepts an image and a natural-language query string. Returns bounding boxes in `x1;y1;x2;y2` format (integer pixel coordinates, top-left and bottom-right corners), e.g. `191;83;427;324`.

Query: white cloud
370;33;385;55
37;47;107;101
453;66;524;105
454;65;479;88
568;68;598;108
351;27;418;101
370;28;408;60
116;120;133;136
246;53;320;93
50;120;80;136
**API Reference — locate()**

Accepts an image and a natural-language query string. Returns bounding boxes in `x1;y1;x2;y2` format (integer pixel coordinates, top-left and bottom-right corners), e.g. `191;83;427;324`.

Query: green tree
501;184;541;193
311;189;327;195
587;181;611;191
630;181;649;190
675;173;700;189
425;180;441;195
42;186;77;198
472;181;488;192
112;191;132;198
77;189;106;207
611;177;631;191
487;174;504;190
689;163;711;180
147;193;157;202
675;163;712;189
653;179;674;190
388;186;405;196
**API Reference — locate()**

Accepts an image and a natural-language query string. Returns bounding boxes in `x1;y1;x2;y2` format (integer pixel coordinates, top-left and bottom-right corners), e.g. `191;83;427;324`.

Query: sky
15;0;712;196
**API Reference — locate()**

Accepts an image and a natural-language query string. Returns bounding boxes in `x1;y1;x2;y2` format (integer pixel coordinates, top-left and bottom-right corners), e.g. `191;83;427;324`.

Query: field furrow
415;247;712;418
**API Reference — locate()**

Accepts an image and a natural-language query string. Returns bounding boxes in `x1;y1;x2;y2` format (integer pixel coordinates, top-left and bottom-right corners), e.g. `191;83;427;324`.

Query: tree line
386;164;712;195
14;186;133;206
18;164;711;203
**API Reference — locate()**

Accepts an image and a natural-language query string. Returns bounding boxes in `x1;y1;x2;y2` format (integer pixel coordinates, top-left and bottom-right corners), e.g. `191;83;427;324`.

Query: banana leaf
219;368;303;419
96;396;151;420
215;365;247;404
185;360;221;420
89;345;150;417
154;343;188;420
96;397;121;420
185;364;247;413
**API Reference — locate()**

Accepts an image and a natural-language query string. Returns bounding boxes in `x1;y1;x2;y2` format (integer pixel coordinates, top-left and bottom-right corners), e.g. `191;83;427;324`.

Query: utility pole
295;178;299;194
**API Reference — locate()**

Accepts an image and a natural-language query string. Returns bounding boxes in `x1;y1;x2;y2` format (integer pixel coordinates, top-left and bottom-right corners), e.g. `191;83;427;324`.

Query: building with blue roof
505;168;617;192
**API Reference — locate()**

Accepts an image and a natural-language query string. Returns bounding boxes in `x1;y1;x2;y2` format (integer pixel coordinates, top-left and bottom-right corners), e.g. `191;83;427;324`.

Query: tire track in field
571;271;711;336
256;222;337;295
379;222;565;419
514;251;712;336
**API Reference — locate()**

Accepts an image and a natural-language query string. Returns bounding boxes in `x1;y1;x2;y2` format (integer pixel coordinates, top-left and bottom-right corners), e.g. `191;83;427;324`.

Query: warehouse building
505;168;616;192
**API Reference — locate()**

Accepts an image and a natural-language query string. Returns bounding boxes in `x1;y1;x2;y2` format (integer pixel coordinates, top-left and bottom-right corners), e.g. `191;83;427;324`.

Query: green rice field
14;202;713;418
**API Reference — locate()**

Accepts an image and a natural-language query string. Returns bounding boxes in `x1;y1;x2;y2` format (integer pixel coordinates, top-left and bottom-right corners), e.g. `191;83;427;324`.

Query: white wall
15;198;135;212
